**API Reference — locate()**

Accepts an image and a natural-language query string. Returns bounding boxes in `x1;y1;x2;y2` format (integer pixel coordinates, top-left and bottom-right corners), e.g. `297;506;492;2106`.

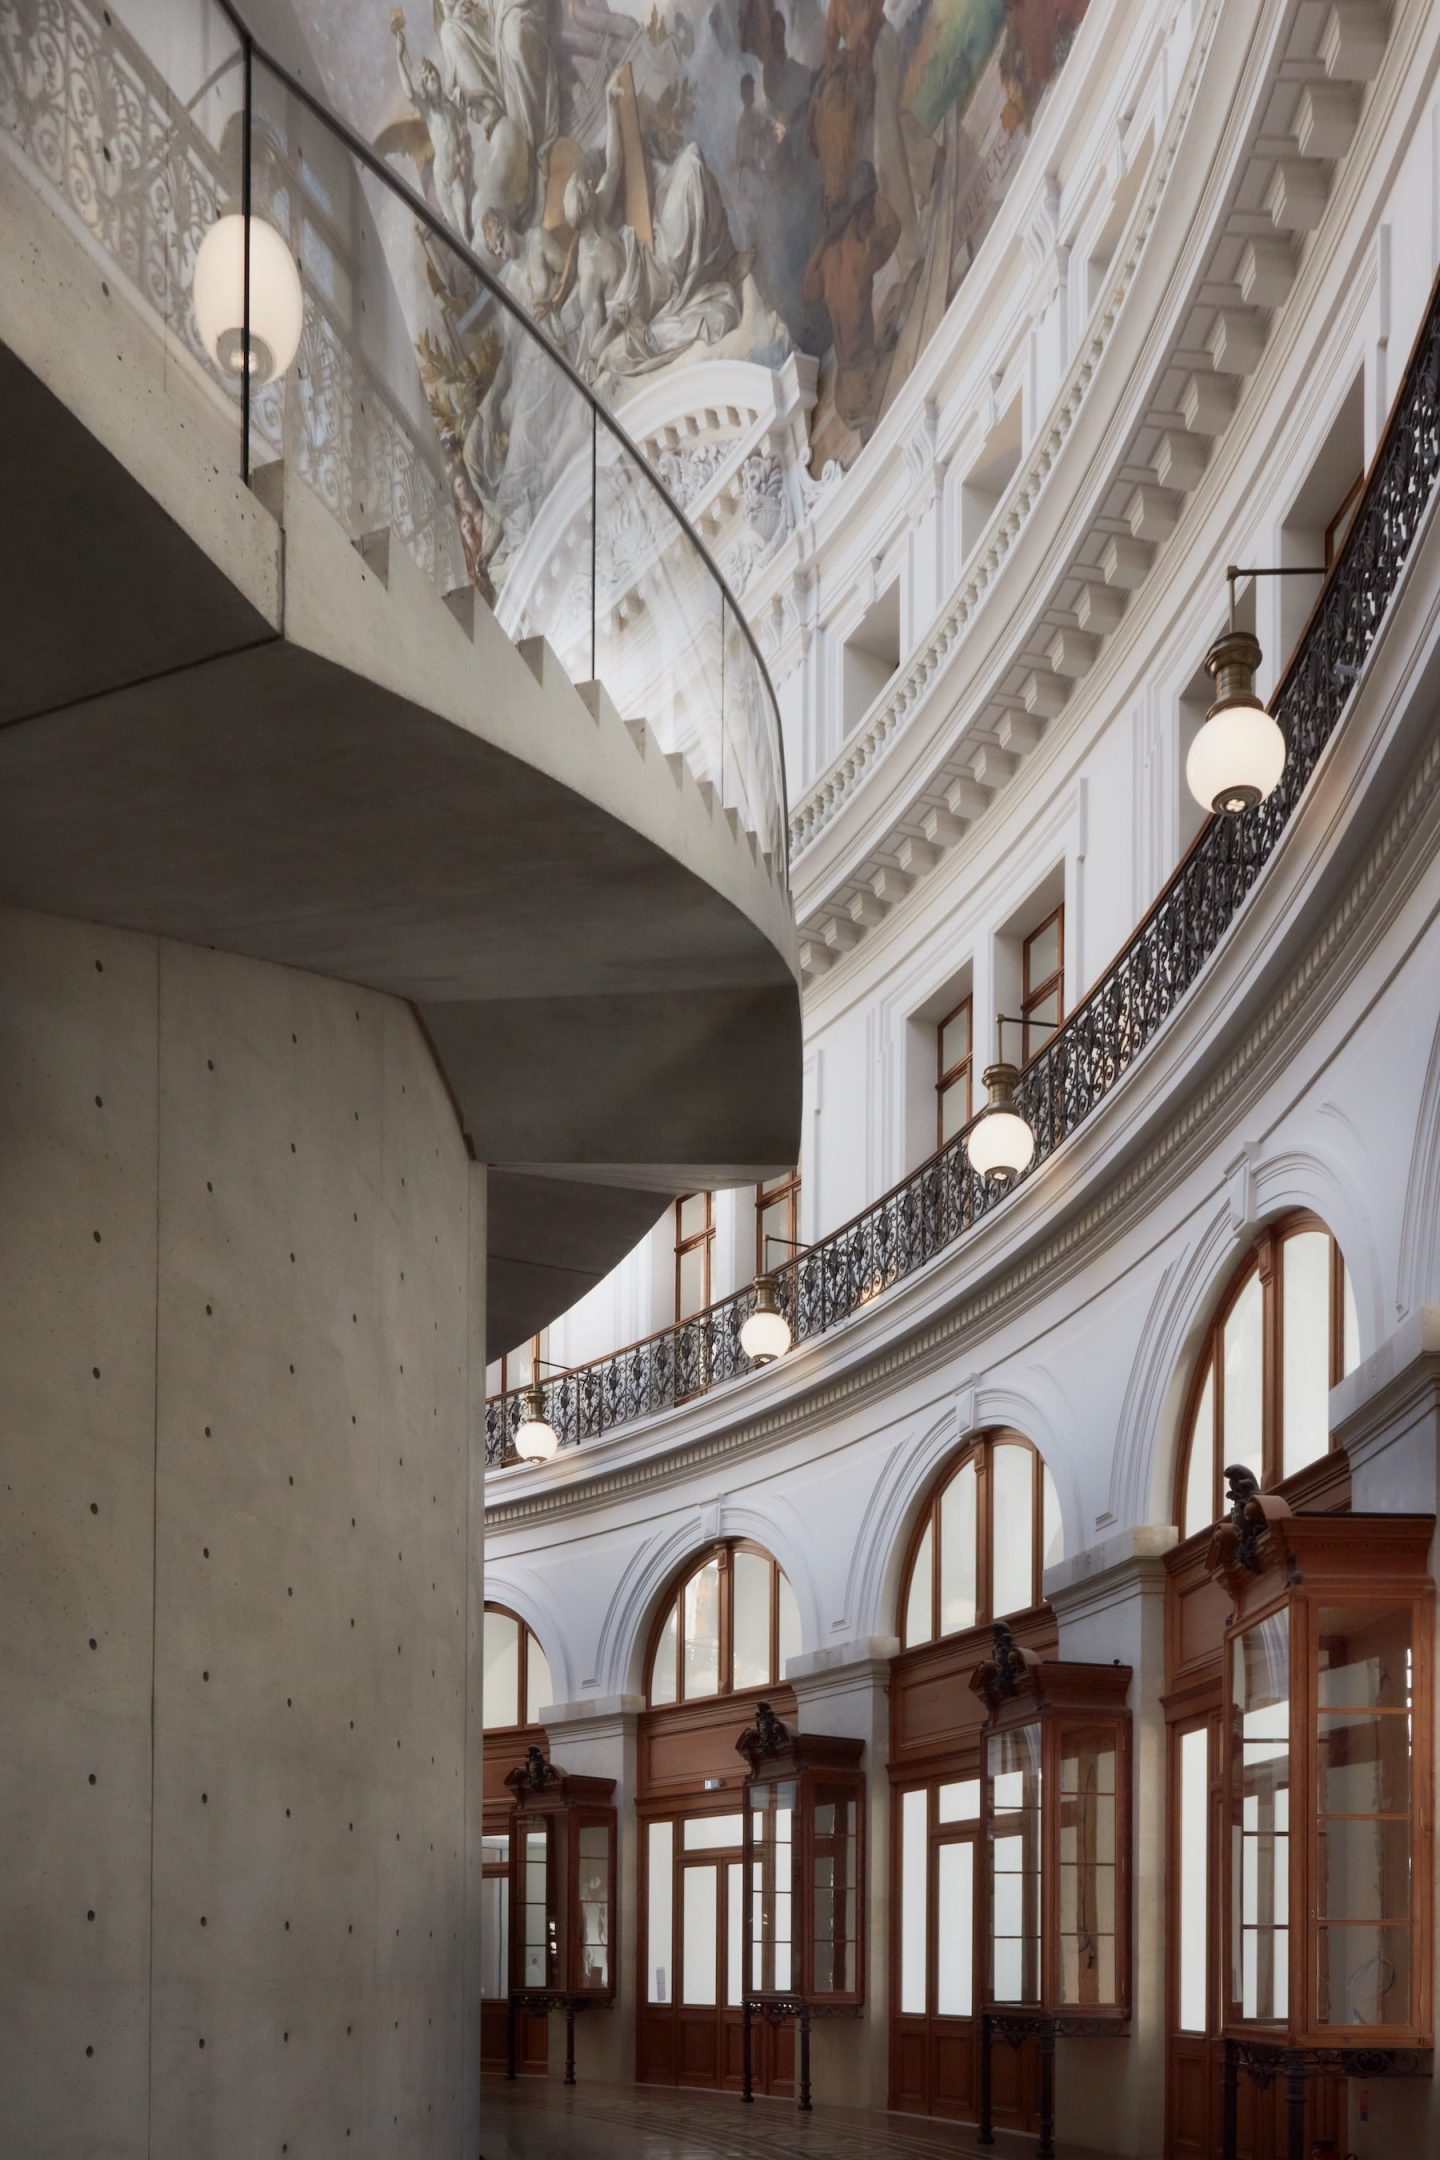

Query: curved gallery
8;0;1440;2157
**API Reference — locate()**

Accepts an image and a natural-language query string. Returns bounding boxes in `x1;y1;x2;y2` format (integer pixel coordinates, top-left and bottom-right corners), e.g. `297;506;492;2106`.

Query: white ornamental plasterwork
655;441;731;511
797;457;844;515
722;449;795;597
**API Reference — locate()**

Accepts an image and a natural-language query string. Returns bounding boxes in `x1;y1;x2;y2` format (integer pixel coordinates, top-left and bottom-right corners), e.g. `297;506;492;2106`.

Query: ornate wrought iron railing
486;258;1440;1468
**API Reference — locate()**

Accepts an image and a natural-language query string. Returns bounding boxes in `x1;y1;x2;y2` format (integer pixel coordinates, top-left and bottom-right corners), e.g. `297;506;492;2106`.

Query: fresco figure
564;70;747;383
366;0;1095;453
487;0;562;175
392;20;474;237
807;0;881;215
801;158;899;428
429;0;557;225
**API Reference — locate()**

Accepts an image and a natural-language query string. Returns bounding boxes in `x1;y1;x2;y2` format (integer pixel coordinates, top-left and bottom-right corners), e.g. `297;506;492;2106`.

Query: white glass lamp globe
512;1386;559;1464
1187;629;1286;815
741;1276;792;1365
965;1063;1036;1185
193;213;304;385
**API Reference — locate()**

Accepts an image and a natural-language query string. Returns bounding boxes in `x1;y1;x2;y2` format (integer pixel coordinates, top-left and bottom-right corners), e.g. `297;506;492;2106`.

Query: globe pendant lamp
1186;626;1286;816
741;1272;792;1365
194;212;304;385
965;1062;1036;1187
512;1382;559;1464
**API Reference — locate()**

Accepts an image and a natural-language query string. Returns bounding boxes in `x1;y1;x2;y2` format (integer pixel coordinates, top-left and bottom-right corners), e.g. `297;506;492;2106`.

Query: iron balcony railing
486;257;1440;1467
0;0;790;877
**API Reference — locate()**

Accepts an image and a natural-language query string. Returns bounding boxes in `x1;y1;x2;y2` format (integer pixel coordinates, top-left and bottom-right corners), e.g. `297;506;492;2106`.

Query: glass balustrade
0;0;789;880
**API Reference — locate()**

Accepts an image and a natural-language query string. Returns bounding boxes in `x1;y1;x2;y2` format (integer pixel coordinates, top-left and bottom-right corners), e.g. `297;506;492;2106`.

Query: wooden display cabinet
736;1701;865;2110
503;1743;617;2085
970;1624;1133;2160
1208;1476;1435;2160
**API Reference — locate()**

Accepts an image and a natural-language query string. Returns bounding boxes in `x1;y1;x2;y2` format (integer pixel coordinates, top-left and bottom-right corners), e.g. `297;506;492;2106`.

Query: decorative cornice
785;0;1221;863
785;0;1424;973
1043;1526;1178;1628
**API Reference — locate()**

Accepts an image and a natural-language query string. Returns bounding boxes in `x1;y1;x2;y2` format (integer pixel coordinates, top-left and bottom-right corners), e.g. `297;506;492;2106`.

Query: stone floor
479;2077;1114;2159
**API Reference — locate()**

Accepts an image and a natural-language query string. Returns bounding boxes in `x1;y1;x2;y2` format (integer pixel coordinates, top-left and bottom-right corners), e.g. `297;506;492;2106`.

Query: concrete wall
0;904;484;2160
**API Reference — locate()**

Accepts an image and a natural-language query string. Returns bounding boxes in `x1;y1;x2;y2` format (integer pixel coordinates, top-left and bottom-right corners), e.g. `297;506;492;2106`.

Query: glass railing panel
593;419;722;783
458;279;594;680
723;598;785;871
1;0;244;465
248;49;597;628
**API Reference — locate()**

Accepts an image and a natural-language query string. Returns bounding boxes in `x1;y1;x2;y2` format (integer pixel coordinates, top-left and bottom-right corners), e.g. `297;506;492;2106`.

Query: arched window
1175;1212;1359;1539
483;1603;553;1731
898;1431;1063;1649
645;1542;800;1708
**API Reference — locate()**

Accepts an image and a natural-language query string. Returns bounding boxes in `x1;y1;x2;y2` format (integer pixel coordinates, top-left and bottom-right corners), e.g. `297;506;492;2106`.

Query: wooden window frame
644;1540;790;1708
674;1192;714;1322
480;1825;512;2003
1172;1210;1351;1535
483;1600;548;1735
936;994;974;1146
755;1168;802;1274
892;1775;983;2024
1020;905;1065;1054
896;1430;1054;1649
493;1332;541;1398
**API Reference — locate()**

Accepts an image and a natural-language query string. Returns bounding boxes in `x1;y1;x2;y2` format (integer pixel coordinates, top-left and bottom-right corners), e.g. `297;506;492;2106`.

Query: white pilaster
1044;1528;1177;2158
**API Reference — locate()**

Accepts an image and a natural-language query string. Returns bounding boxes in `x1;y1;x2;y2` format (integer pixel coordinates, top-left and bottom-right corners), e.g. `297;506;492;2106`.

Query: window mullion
977;1440;992;1623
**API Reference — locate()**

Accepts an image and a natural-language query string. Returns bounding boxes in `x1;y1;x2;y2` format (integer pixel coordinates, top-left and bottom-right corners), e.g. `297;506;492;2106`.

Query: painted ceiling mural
305;0;1092;470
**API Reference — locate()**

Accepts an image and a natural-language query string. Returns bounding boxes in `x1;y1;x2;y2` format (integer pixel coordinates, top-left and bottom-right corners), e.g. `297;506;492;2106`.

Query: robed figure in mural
564;68;749;384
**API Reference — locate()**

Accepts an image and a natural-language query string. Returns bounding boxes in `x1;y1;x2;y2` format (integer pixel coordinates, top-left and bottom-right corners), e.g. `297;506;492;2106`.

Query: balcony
0;0;802;1348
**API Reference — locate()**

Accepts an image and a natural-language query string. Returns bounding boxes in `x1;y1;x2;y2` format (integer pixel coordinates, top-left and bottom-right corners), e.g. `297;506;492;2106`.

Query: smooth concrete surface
478;2078;1113;2159
0;150;803;1353
0;905;483;2158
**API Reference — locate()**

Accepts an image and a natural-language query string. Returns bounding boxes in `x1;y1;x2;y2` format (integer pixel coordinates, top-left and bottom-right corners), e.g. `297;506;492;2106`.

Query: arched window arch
482;1602;553;1731
645;1541;800;1708
1175;1212;1359;1539
898;1430;1063;1649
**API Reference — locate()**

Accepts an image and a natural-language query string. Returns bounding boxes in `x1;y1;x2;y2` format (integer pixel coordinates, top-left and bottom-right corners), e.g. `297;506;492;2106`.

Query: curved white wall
0;907;487;2159
483;6;1440;2140
523;0;1440;1386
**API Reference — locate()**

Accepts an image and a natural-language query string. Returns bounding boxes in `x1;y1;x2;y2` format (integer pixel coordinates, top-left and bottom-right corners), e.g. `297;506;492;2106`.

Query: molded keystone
1207;308;1266;376
1266;159;1327;233
1237;236;1295;309
1179;373;1235;437
1321;2;1387;82
1296;80;1360;161
1154;431;1209;492
1020;671;1066;720
1047;627;1097;679
1100;534;1153;590
1075;581;1127;635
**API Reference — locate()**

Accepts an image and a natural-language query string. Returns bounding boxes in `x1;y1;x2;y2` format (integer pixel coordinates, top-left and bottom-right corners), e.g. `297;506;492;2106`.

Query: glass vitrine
971;1626;1132;2158
736;1702;865;2110
1208;1483;1435;2160
503;1744;617;2084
